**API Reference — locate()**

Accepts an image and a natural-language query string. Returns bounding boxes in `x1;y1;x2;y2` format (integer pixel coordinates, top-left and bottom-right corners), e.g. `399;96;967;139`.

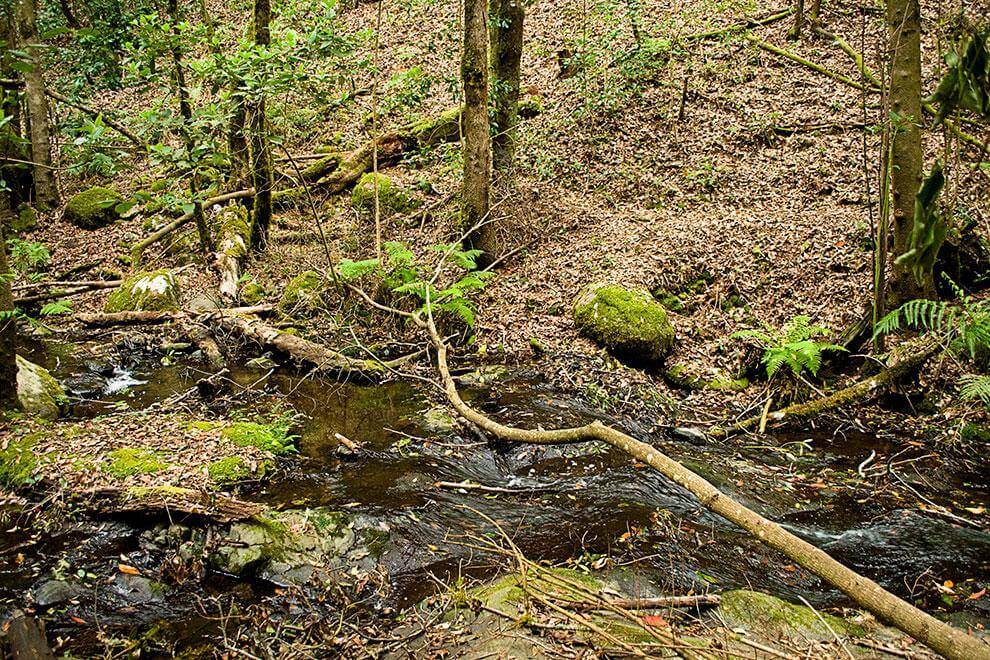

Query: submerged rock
110;573;165;604
104;269;181;313
717;589;865;640
64;187;123;229
16;355;69;419
33;579;81;607
573;283;674;362
211;508;385;587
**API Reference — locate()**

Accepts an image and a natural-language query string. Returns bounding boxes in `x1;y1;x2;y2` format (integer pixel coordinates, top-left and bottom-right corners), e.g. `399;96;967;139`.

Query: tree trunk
249;0;273;250
0;223;19;411
0;6;31;210
489;0;523;172
167;0;212;256
886;0;929;303
787;0;804;40
57;0;81;28
461;0;492;260
14;0;58;208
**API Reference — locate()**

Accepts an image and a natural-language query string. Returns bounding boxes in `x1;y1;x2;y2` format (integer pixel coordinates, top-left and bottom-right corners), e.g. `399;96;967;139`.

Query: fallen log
81;486;262;523
76;305;273;327
568;594;722;611
14;280;123;305
214;313;421;378
420;309;988;660
715;337;940;436
130;188;254;266
214;205;252;303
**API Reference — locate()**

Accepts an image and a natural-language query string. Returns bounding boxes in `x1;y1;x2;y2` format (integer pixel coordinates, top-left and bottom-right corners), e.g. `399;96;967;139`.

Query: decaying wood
181;321;224;367
14;280;123;305
567;594;722;611
130;189;254;265
420;309;988;660
5;610;54;660
214;313;420;378
81;486;262;523
76;305;272;327
719;337;940;435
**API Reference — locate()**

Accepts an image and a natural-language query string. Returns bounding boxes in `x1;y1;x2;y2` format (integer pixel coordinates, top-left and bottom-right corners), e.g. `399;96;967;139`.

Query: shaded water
6;337;990;651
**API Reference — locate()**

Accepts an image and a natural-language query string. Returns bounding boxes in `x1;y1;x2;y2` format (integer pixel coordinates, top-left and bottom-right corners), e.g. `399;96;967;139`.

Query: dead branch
14;280;123;305
567;594;722;611
76;305;272;327
683;7;793;40
80;486;262;523
46;88;145;148
744;34;877;91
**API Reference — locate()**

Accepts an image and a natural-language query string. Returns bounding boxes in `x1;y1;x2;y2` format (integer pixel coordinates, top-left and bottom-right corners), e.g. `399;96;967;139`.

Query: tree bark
461;0;493;259
886;0;929;303
249;0;273;250
0;224;19;411
420;311;990;660
14;0;58;208
489;0;524;172
167;0;212;257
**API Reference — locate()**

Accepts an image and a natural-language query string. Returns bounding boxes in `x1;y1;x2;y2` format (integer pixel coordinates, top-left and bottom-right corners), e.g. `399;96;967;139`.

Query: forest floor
5;0;990;656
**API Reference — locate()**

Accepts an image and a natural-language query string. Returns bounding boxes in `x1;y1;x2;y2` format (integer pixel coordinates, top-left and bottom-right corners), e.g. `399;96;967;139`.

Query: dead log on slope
14;280;122;305
76;305;272;327
214;205;252;303
716;337;941;436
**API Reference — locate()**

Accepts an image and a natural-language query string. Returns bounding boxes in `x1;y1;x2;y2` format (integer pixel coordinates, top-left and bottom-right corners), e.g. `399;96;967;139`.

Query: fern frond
337;258;380;281
959;374;990;407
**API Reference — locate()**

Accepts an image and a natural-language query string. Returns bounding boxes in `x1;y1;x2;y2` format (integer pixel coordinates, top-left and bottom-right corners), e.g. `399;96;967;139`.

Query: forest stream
5;335;989;656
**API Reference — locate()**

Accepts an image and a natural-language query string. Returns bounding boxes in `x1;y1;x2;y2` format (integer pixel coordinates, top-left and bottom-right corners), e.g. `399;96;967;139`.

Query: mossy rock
0;434;39;490
64;187;123;230
350;173;416;215
961;422;990;445
103;447;170;478
105;269;181;313
718;590;866;640
277;270;325;317
12;204;38;233
16;356;69;420
240;281;266;306
573;283;675;362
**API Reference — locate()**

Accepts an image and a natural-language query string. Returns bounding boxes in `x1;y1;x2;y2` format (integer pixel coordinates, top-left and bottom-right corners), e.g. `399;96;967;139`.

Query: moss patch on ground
221;421;297;455
104;448;171;478
207;456;270;483
718;589;866;640
351;173;417;215
277;270;325;316
0;433;40;490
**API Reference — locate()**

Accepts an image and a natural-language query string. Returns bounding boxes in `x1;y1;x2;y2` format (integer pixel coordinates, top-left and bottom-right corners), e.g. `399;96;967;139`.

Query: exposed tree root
716;337;940;435
421;311;987;660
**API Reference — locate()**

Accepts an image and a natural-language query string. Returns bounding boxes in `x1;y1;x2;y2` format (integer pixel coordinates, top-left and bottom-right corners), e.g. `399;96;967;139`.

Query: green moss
653;290;685;312
214;205;251;259
408;105;462;146
187;420;220;432
207;456;265;483
350;173;416;215
0;435;39;490
664;363;749;392
221;422;297;455
360;527;389;559
16;355;70;420
573;284;675;362
104;448;170;478
104;269;181;313
719;590;866;639
961;422;990;445
64;187;123;230
240;281;266;305
12;204;38;233
277;270;325;317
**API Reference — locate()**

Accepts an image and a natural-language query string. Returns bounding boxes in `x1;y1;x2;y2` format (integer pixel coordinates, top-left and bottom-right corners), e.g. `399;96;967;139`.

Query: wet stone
110;574;165;605
33;580;81;607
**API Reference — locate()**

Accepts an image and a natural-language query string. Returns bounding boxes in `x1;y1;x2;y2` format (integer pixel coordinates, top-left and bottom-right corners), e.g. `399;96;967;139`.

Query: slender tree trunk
249;0;273;250
462;0;492;260
0;8;30;209
58;0;81;28
14;0;58;208
489;0;523;172
228;96;249;188
808;0;821;24
0;223;18;411
167;0;212;256
788;0;805;40
886;0;929;303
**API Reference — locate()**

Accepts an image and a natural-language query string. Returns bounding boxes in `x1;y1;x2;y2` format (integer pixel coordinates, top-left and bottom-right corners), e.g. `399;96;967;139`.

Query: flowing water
5;336;990;652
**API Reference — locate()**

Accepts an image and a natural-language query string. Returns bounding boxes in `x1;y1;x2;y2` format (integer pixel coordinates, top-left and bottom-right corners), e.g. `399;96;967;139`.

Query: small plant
733;316;846;379
7;238;51;275
959;374;990;408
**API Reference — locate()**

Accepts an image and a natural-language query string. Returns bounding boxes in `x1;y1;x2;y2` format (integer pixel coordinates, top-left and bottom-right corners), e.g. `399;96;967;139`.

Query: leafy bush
732;316;846;379
7;238;51;274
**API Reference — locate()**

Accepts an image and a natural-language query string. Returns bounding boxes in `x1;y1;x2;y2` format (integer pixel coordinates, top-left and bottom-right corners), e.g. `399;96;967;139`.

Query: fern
960;374;990;407
337;258;380;281
40;300;73;317
732;315;846;379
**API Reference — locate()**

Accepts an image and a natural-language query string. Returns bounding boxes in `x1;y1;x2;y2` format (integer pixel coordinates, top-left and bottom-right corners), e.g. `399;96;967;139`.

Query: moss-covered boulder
573;283;675;362
105;269;181;313
240;281;266;306
718;590;866;641
211;508;384;586
64;187;123;230
16;356;69;420
351;173;416;215
277;270;325;317
12;204;38;233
